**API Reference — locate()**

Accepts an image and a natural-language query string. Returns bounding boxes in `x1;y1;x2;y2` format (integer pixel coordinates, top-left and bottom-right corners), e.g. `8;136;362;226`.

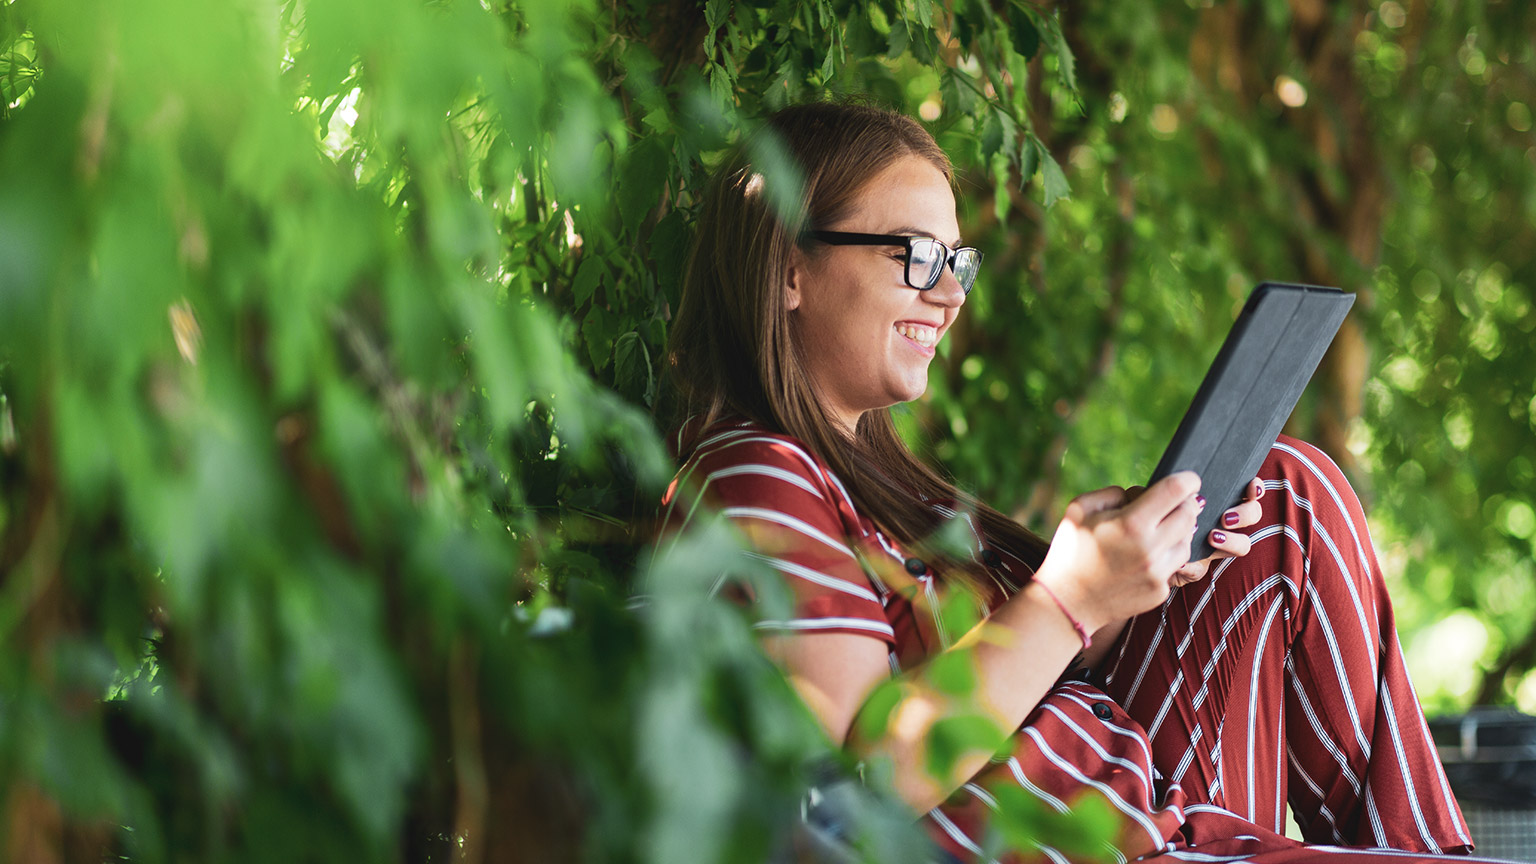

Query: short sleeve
926;499;1036;604
665;428;896;646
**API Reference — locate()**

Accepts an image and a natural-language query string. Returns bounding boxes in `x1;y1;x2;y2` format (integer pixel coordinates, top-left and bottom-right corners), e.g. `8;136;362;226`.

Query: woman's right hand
1032;471;1203;633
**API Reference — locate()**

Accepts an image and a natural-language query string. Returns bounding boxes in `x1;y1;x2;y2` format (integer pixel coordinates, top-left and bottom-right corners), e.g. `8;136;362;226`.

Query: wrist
1029;562;1107;634
1027;577;1092;652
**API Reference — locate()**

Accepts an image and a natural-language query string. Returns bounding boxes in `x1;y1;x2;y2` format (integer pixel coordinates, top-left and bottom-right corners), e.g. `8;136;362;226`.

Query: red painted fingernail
1254;482;1265;500
1223;511;1240;527
1196;495;1207;510
1211;530;1228;544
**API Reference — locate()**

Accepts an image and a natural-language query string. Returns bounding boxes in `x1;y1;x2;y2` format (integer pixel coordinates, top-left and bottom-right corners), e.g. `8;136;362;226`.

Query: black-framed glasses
808;230;982;295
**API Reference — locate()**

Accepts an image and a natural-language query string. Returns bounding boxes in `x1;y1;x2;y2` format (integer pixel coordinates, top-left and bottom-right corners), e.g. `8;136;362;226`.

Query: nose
922;266;968;309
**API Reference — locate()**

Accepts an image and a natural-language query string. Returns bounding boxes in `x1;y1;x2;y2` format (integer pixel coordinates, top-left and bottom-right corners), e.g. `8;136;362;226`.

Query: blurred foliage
0;0;1533;862
909;0;1536;716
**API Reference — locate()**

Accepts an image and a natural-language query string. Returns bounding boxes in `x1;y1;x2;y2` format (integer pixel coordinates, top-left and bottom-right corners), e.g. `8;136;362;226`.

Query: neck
831;409;861;440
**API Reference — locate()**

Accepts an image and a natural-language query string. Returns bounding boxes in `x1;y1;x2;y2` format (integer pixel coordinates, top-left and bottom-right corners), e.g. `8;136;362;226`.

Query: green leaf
1059;794;1121;859
618;135;670;234
1008;6;1040;60
572;256;606;308
913;0;935;29
927;650;976;697
545;98;609;208
612;330;654;405
936;588;983;641
1038;145;1071;207
992;150;1012;222
987;782;1118;861
980;112;1003;161
581;305;621;371
1043;10;1078;94
649;209;692;310
952;6;975;50
925;713;1006;782
856;679;904;742
979;106;1016;161
704;0;729;56
942;68;979;116
744;124;808;228
708;62;734;109
1018;134;1040;184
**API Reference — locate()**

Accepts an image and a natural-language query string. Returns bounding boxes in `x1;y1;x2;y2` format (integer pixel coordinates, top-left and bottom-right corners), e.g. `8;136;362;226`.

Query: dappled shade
1;0;1533;861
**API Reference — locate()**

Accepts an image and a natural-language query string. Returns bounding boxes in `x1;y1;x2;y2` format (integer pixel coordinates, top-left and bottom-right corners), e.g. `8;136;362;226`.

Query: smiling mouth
895;322;938;349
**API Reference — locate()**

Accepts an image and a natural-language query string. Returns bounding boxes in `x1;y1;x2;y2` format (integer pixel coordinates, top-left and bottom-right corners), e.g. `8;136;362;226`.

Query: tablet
1149;282;1355;562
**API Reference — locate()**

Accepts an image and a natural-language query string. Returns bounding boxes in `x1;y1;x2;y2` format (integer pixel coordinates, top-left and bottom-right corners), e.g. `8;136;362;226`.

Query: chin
889;384;929;406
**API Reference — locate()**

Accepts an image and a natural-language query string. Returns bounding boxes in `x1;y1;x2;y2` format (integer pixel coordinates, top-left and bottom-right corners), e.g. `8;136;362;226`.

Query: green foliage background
0;0;1532;860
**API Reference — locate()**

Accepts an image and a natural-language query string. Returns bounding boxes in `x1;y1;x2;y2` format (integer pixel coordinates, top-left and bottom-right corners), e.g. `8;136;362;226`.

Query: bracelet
1032;579;1092;651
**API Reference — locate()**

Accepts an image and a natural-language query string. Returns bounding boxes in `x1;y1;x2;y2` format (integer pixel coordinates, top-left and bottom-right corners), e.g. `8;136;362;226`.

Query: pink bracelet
1033;580;1092;651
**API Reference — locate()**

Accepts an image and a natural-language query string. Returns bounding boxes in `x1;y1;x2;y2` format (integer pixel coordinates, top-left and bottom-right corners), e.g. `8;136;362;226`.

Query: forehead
836;155;959;242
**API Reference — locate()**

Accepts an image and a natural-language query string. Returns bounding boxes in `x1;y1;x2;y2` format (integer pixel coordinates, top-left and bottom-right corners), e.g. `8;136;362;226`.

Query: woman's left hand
1123;477;1266;587
1170;476;1265;587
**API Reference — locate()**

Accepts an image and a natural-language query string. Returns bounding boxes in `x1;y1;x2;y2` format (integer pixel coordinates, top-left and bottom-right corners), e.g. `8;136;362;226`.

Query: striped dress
660;417;1499;863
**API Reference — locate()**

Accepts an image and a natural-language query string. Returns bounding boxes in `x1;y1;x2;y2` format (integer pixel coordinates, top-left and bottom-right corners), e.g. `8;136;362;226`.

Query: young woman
660;102;1492;862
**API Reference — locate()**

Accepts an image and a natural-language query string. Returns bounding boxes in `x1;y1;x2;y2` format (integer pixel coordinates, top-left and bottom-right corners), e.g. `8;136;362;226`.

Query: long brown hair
665;102;1050;592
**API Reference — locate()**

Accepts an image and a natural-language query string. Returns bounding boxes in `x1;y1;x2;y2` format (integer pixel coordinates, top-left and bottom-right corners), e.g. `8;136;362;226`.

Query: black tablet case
1150;282;1355;562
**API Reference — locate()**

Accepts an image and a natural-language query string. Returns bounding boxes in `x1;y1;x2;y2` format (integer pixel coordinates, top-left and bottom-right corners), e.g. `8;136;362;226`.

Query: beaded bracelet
1033;580;1092;651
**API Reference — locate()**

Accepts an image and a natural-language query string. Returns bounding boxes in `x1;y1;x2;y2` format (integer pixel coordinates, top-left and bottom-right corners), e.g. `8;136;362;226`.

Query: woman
660;102;1490;862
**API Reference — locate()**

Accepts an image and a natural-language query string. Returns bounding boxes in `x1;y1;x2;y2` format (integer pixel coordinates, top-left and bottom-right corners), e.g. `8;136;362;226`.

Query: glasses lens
906;238;945;289
953;249;981;294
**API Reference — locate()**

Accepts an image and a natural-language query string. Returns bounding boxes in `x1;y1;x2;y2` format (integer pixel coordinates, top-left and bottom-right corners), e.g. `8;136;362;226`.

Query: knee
1259;434;1371;542
1261;436;1351;494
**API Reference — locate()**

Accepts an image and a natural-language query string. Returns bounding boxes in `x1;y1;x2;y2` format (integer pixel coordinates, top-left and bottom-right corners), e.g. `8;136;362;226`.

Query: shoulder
662;418;865;534
683;419;844;497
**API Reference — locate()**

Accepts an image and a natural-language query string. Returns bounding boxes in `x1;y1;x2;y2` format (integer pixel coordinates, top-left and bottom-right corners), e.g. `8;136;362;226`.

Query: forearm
845;581;1086;814
1083;617;1128;671
816;473;1206;816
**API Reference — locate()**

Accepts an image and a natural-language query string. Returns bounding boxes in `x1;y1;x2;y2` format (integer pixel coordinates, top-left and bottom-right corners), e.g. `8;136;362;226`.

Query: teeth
896;323;938;348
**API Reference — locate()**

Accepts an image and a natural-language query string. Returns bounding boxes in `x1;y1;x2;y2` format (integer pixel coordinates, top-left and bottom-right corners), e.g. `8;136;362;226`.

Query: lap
1099;436;1472;853
928;437;1481;860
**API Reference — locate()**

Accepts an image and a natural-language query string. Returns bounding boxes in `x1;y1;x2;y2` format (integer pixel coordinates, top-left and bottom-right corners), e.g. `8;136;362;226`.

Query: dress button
1092;702;1114;720
903;557;926;575
980;548;1002;567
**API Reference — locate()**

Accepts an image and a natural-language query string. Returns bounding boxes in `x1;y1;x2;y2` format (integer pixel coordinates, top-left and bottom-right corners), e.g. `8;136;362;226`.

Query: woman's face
786;154;968;434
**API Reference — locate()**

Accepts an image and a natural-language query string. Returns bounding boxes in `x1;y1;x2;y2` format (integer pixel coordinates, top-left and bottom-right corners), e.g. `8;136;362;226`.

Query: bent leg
1101;435;1472;853
1145;840;1518;863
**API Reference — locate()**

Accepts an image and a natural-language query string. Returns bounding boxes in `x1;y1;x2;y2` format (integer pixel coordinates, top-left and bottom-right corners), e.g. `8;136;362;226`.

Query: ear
783;248;805;312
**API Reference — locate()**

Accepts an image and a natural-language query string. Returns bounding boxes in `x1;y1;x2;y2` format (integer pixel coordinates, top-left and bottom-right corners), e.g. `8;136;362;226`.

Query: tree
920;0;1536;711
1;0;1533;861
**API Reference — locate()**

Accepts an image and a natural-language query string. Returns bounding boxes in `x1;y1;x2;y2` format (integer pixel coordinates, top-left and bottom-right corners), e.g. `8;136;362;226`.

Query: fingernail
1254;482;1265;500
1211;530;1228;544
1196;495;1207;510
1223;510;1240;527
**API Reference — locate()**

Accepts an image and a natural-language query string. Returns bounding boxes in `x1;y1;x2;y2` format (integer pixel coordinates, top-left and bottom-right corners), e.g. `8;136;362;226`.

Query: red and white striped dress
660;417;1495;863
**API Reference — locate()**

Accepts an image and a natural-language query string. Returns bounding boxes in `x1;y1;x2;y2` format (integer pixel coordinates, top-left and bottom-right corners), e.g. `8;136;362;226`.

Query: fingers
1171;559;1211;587
1124;472;1201;525
1206;527;1253;559
1218;497;1263;530
1161;488;1202;536
1067;486;1128;520
1157;476;1266;592
1246;477;1266;502
1137;476;1200;568
1211;475;1266;540
1041;477;1203;627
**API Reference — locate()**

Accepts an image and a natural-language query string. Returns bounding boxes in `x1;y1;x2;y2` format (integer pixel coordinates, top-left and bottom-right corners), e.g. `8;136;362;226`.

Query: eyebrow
887;225;964;247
